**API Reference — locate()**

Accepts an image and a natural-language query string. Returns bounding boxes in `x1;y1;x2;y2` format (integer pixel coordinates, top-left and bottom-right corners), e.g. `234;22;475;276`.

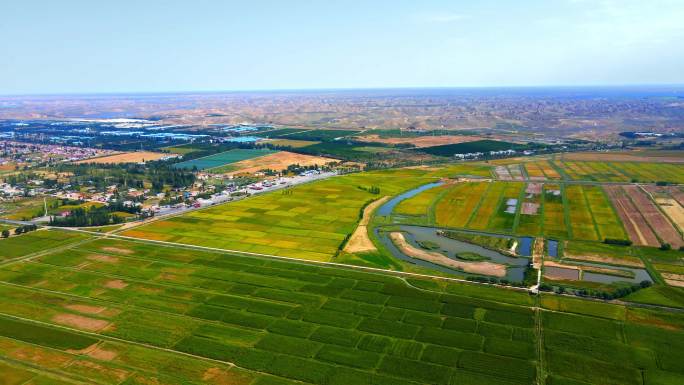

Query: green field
123;169;437;261
427;181;626;241
283;129;360;141
0;232;682;385
173;148;277;170
0;230;90;262
395;184;448;216
553;160;684;184
419;140;519;157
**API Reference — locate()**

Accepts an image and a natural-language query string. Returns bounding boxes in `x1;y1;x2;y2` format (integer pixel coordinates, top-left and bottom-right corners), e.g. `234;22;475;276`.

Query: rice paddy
424;181;626;242
172;148;277;170
0;230;682;385
122;168;437;261
511;159;684;184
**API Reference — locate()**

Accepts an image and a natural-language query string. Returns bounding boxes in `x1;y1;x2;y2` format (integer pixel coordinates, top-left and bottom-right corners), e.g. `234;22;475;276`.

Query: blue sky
1;0;683;94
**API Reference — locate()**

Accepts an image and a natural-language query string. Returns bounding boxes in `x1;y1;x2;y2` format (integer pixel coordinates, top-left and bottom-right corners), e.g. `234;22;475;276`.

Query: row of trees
1;224;38;238
49;207;125;227
539;280;652;300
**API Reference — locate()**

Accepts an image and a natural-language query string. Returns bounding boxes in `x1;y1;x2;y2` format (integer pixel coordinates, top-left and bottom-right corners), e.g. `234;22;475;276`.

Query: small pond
547;239;559;258
517;237;533;257
377;225;530;282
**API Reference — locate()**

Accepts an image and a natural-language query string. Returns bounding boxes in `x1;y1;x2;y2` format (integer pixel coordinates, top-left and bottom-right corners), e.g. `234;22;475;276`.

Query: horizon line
2;83;684;98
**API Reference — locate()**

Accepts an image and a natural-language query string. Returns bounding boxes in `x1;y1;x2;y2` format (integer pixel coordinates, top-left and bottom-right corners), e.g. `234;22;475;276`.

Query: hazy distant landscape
2;1;684;384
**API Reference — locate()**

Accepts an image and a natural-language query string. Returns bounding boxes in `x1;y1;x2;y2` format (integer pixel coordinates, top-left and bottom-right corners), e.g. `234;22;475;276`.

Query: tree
660;243;672;251
14;227;23;235
1;230;9;238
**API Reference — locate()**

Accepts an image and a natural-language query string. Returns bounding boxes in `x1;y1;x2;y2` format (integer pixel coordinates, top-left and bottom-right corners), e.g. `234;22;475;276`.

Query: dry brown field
74;151;175;164
627;185;683;248
219;151;336;175
604;185;659;247
353;134;483;148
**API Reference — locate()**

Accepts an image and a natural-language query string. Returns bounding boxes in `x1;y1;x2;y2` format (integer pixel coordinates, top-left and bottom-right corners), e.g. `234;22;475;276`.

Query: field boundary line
0;311;241;372
53;226;533;293
464;181;491;228
0;354;93;385
0;231;96;268
639;184;684;240
581;185;603;240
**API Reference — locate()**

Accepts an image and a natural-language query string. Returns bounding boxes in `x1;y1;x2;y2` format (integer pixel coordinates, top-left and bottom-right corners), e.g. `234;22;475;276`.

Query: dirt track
344;197;389;253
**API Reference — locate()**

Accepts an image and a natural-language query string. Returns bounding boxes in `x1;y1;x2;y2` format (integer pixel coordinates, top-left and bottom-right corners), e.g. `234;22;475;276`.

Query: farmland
353;134;484;148
278;129;360;141
173;148;277;170
553;160;684;184
424;181;626;242
419;140;519;157
210;151;336;175
73;151;174;164
0;229;682;384
494;158;684;185
0;230;90;262
265;139;321;148
122;168;437;261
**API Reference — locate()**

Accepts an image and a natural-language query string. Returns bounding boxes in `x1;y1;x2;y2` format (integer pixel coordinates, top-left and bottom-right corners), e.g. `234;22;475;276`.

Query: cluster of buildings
0;141;113;165
453;149;535;160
